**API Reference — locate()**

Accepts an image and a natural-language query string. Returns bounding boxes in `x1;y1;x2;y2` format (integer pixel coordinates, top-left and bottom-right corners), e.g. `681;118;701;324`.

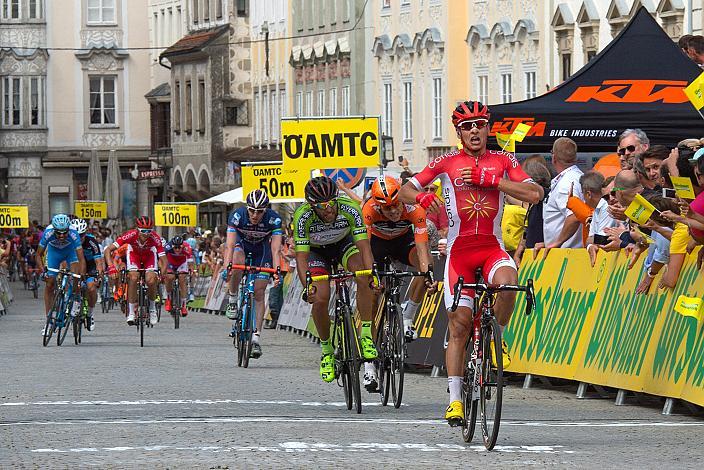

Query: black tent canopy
488;6;703;153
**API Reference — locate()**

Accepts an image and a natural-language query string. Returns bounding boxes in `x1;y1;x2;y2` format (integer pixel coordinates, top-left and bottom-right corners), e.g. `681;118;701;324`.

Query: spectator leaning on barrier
617;128;650;170
543;137;584;248
520;158;552;252
584;172;621;266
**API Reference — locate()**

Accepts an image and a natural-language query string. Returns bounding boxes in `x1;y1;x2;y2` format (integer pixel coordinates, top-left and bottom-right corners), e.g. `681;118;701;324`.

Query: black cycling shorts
307;236;359;275
370;231;416;266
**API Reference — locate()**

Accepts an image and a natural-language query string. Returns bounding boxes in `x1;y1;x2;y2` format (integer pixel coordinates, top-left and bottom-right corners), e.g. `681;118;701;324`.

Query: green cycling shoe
320;353;335;383
359;336;378;360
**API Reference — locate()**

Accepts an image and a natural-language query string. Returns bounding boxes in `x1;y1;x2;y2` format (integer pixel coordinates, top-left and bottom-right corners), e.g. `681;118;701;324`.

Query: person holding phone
584;172;622;266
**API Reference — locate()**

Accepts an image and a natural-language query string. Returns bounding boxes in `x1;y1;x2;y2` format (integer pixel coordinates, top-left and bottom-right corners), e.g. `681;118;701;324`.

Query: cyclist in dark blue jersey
72;218;104;330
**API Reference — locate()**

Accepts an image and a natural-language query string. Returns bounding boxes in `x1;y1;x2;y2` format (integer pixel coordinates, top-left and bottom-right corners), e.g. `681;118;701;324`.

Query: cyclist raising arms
163;236;195;317
36;214;87;332
222;189;282;359
293;176;378;385
398;101;543;425
71;218;104;331
104;217;167;326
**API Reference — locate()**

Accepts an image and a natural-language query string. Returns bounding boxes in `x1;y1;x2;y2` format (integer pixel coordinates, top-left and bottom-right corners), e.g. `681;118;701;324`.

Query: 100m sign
154;204;197;227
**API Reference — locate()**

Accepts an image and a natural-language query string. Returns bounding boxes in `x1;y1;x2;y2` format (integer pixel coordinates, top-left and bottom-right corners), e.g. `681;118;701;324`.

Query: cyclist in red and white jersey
399;100;543;425
104;217;167;326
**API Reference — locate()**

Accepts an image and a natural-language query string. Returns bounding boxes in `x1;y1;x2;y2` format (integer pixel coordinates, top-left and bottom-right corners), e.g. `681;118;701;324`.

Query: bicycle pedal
447;417;465;428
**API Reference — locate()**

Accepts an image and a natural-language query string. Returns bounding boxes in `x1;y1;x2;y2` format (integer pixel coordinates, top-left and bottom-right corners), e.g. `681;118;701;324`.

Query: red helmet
135;216;153;229
451;100;490;128
371;176;401;206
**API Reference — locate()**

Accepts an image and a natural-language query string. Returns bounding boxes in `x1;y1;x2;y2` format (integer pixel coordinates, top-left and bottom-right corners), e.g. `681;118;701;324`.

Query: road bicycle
449;268;535;450
227;261;279;368
27;267;40;299
100;274;114;313
72;282;90;346
43;267;82;347
305;265;377;414
167;272;190;329
132;268;156;347
372;260;432;409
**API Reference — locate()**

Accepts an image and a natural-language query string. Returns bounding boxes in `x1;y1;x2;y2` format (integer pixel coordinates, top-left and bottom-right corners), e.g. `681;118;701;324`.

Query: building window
203;0;210;21
2;0;19;19
87;0;115;24
524;71;536;99
192;0;198;23
305;90;312;117
30;76;44;126
561;53;571;81
254;91;260;143
317;89;325;116
295;91;302;116
28;0;42;19
198;79;205;133
216;0;223;19
587;50;597;62
501;73;512;104
477;75;488;105
341;85;350;116
89;76;117;126
263;90;269;142
343;0;351;22
185;79;192;132
382;82;392;136
2;77;21;126
329;88;337;116
236;0;247;17
432;77;442;139
382;0;390;8
271;91;278;143
280;89;287;118
173;80;181;132
402;81;412;141
225;100;248;126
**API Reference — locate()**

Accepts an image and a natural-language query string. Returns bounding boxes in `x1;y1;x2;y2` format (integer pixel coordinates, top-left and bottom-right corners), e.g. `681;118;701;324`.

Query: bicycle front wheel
240;293;253;368
172;283;180;329
377;312;391;407
480;317;503;450
342;307;362;414
73;314;82;345
42;313;55;347
139;307;145;347
390;306;405;409
462;344;479;443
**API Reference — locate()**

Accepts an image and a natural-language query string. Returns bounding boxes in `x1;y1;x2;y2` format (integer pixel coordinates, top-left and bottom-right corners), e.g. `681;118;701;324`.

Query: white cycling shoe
126;312;135;325
363;367;378;392
149;310;158;326
403;318;418;341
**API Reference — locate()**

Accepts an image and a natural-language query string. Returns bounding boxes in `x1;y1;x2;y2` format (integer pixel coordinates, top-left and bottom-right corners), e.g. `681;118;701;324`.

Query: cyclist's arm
270;234;283;271
103;244;116;269
497;178;543;205
35;245;45;272
75;247;86;275
295;251;310;286
222;229;238;267
353;237;374;271
158;252;167;275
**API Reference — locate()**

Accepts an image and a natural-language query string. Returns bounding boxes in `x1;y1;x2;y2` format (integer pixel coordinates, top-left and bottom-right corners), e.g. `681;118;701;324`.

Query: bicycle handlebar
309;268;372;282
371;262;433;281
228;263;280;275
450;276;535;316
46;267;82;279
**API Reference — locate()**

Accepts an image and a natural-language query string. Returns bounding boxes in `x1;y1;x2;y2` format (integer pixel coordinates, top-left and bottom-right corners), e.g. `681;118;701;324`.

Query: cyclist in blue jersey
222;189;282;359
71;218;104;330
36;214;86;333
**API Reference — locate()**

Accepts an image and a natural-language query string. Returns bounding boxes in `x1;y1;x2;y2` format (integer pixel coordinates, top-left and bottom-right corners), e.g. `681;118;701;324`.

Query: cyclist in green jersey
293;176;379;385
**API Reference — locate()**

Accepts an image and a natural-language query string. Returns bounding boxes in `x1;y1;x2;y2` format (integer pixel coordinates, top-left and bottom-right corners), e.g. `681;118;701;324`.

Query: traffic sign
154;203;197;227
74;201;107;219
0;205;28;228
323;167;367;189
241;164;308;202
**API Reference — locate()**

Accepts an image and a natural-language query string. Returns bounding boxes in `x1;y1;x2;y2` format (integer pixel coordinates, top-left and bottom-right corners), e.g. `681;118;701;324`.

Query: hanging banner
281;116;381;171
74;201;108;220
154;203;197;227
241;164;308;202
0;205;29;228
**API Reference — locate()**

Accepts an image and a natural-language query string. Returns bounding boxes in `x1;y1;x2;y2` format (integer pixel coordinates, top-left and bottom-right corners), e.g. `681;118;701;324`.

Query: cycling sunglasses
458;119;489;130
138;228;152;234
313;199;338;210
247;207;266;214
617;145;636;156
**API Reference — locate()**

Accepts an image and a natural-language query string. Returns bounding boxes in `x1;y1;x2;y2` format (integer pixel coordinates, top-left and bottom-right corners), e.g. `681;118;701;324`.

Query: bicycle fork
468;314;482;401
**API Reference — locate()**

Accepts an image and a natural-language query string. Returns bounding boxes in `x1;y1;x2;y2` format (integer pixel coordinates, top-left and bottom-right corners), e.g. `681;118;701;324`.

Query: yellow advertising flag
684;71;704;111
496;133;515;152
670;176;697;199
624;193;657;225
511;123;532;142
634;225;655;245
674;295;704;320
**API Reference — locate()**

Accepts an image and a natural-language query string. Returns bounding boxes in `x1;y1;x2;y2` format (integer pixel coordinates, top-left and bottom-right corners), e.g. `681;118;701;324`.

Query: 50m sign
154;204;197;227
281;116;381;171
242;164;309;202
0;205;29;228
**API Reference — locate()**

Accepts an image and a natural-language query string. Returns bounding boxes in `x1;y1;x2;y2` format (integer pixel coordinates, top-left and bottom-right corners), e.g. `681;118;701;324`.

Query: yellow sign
496;132;516;152
154;203;197;227
674;295;703;319
74;201;107;219
624;193;657;225
0;205;29;228
512;123;532;142
684;70;704;110
670;176;696;200
281;116;381;171
242;164;309;202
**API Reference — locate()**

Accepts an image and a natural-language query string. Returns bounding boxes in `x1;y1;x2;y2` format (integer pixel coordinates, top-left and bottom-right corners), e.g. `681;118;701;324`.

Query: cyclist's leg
177;263;189;314
125;246;140;323
164;272;175;310
484;252;518;328
43;248;63;315
307;251;333;344
226;246;246;306
347;246;378;362
252;243;273;341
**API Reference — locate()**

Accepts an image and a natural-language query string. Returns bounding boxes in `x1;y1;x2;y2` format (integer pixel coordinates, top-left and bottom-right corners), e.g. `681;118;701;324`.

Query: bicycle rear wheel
73;314;82;345
139;306;145;347
462;343;479;443
342;307;362;414
480;317;503;450
390;306;405;409
172;282;180;329
377;311;391;407
42;312;55;347
240;293;253;368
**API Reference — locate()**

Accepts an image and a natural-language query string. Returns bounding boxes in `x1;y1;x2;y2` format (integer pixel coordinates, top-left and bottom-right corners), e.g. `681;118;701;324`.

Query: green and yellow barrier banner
505;248;704;407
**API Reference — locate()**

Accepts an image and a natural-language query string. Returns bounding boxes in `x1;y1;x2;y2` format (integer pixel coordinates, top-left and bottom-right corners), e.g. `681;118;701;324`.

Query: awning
200;187;243;204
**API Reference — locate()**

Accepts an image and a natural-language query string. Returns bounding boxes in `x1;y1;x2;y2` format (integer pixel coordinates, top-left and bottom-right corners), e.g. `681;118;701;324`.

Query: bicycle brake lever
450;276;464;312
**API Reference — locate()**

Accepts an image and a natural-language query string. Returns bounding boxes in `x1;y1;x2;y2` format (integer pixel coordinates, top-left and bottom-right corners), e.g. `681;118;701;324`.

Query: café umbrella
104;150;122;222
87;149;103;201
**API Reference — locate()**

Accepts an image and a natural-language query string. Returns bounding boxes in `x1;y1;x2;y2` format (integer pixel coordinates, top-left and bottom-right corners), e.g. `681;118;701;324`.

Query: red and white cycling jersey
410;148;532;249
113;229;165;271
165;243;194;271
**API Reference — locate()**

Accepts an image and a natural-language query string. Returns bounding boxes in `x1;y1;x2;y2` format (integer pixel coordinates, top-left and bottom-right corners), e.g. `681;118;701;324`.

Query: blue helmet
51;214;71;232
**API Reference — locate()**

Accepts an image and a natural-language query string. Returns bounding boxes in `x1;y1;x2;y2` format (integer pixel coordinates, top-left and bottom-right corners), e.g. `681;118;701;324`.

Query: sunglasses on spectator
138;228;151;234
313;199;338;210
617;145;636;156
247;207;265;214
459;119;489;130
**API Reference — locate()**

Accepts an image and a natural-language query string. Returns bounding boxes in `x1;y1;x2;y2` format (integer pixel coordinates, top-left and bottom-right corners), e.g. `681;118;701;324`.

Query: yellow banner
154;203;197;227
512;123;531;142
0;205;29;228
241;164;309;202
685;70;704;110
624;193;656;225
281;117;381;171
495;132;515;152
74;201;108;220
674;295;703;319
670;176;696;200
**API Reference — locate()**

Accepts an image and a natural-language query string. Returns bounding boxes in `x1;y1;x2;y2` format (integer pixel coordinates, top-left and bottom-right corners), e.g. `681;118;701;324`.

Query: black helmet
246;189;270;210
304;176;338;204
170;236;183;247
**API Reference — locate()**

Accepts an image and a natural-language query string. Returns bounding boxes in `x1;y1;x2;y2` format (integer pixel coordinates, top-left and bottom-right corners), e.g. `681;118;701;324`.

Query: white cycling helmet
70;218;88;234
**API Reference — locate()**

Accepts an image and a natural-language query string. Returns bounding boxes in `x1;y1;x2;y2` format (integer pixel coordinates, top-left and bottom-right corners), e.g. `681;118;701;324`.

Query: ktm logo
490;117;546;137
566;79;688;103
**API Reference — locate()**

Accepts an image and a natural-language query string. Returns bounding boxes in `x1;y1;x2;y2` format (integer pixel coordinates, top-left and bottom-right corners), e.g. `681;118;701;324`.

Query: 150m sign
154;204;197;227
281;116;381;171
75;201;107;219
241;164;309;201
0;205;28;228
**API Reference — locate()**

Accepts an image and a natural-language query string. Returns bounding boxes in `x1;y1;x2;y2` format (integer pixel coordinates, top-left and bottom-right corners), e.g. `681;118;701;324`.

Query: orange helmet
371;175;401;206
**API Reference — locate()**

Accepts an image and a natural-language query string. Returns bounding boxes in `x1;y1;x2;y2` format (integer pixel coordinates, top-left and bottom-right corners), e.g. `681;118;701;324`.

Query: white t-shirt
543;165;584;248
588;198;620;237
